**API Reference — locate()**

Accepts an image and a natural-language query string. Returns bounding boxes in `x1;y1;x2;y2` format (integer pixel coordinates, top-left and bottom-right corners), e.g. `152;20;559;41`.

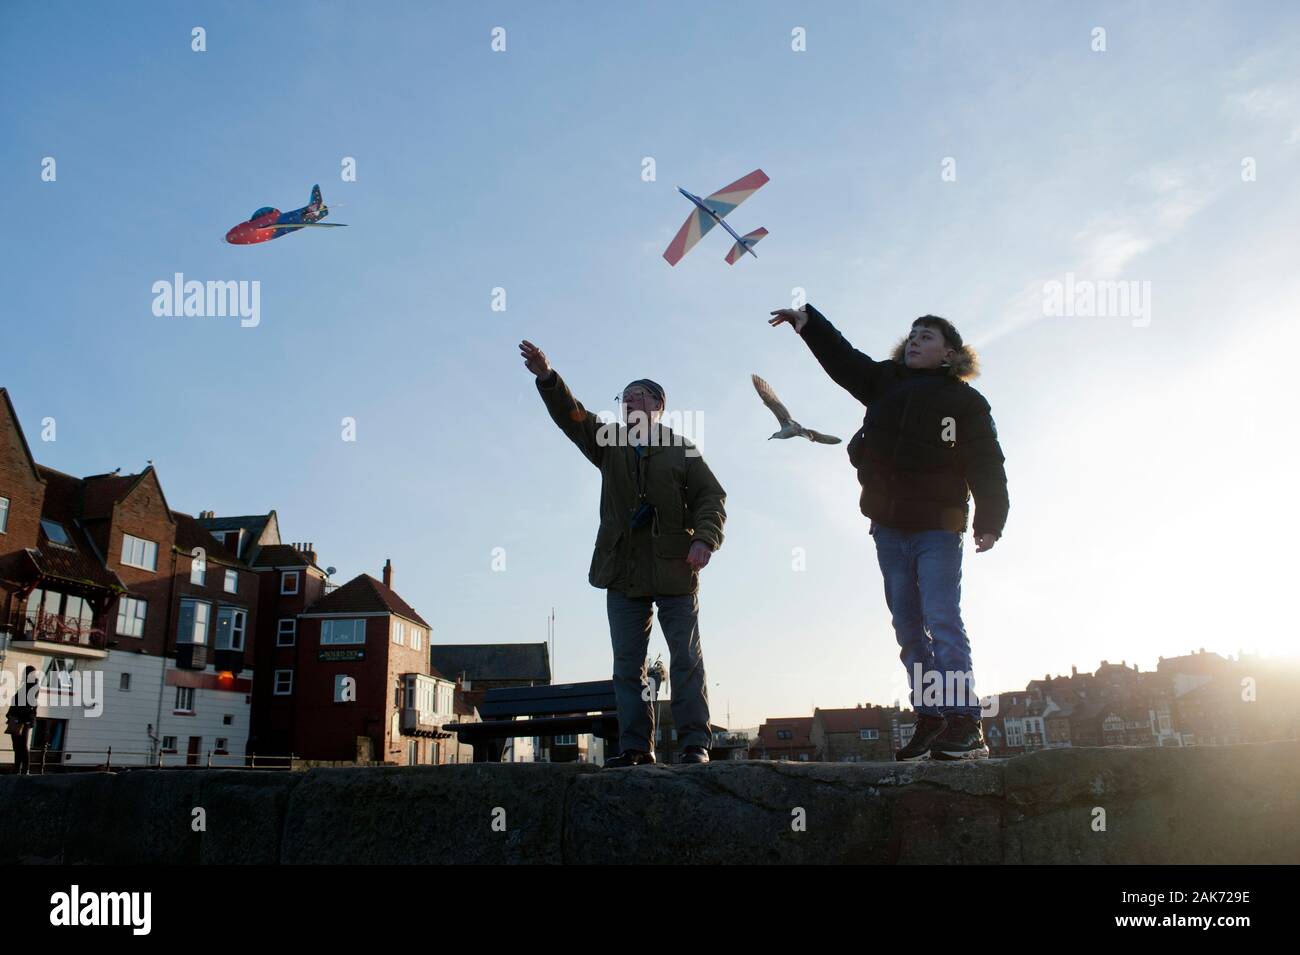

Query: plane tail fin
725;227;768;264
310;184;324;210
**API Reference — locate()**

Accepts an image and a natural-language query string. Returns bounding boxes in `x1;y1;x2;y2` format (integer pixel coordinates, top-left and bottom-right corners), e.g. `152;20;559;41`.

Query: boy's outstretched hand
519;340;551;378
769;307;809;333
975;533;997;553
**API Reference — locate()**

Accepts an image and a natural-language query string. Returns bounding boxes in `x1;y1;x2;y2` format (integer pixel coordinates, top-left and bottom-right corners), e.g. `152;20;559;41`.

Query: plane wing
268;222;348;230
663;207;718;265
700;168;769;218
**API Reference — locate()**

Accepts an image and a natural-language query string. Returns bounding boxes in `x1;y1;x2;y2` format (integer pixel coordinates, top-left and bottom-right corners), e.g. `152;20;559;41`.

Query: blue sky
3;2;1298;729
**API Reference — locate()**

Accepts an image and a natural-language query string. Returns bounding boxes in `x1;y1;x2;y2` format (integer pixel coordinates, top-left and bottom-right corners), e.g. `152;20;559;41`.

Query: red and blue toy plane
662;169;769;266
225;184;347;245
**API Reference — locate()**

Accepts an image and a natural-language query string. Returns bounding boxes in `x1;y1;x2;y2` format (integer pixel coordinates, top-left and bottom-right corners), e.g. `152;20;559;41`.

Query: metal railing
13;611;108;649
30;745;295;773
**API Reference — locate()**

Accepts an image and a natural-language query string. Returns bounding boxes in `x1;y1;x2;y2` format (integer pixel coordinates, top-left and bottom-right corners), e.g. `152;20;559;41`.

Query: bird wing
751;374;793;427
806;430;842;444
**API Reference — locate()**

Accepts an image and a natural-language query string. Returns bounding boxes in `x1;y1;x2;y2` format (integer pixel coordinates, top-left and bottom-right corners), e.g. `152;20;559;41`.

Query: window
321;618;366;645
161;736;177;753
859;728;879;740
776;729;792;740
222;714;232;726
215;738;229;753
45;658;76;695
116;597;147;638
175;686;195;713
223;569;238;594
392;620;404;645
177;599;209;644
0;496;9;533
277;618;296;646
554;734;577;746
214;607;246;651
410;627;423;652
40;519;71;545
190;550;206;586
119;673;130;691
120;534;158;571
273;670;293;695
280;571;299;595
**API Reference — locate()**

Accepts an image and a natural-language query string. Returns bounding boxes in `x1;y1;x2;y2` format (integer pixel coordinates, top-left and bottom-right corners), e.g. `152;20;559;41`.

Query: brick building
1;388;255;768
750;716;816;761
810;705;895;761
269;561;464;764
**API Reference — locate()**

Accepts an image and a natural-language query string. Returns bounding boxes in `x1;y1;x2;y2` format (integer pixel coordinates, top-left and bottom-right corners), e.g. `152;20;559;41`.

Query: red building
250;557;460;765
750;716;816;761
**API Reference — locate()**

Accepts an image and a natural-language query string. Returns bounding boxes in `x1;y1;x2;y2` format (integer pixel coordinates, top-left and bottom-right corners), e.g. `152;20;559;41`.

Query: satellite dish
326;566;337;576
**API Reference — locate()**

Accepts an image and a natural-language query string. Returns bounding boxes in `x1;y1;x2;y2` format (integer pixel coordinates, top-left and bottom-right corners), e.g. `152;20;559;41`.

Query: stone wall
2;742;1297;864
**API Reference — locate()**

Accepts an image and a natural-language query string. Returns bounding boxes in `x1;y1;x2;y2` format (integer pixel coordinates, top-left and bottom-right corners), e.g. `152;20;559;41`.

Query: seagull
751;374;842;444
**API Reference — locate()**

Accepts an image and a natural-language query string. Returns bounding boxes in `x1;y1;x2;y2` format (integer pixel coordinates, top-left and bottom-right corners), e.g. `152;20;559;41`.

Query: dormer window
281;571;300;595
40;519;71;546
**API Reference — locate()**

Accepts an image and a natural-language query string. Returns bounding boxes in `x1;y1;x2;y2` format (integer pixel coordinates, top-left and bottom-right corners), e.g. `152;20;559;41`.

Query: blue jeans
871;523;981;719
606;590;712;753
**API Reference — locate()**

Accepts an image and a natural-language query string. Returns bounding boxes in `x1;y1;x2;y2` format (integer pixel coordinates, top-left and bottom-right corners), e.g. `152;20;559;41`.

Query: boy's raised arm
770;304;885;405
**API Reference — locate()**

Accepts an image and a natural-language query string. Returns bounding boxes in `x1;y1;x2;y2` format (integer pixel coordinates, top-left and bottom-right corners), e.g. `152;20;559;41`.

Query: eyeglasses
618;390;656;404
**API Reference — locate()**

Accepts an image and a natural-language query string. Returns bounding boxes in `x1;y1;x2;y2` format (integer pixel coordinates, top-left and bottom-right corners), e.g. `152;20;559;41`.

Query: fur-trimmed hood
890;337;980;381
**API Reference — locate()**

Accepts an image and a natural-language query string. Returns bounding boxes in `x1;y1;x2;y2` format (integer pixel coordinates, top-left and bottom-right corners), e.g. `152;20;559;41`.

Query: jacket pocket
651;530;697;595
589;525;623;588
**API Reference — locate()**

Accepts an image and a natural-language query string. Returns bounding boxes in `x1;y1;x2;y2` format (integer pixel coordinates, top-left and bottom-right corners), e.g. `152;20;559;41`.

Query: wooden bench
443;680;622;763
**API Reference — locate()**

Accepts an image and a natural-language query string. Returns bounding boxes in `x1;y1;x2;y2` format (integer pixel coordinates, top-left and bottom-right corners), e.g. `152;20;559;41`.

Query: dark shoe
680;745;710;764
896;714;947;761
930;715;990;760
604;749;655;768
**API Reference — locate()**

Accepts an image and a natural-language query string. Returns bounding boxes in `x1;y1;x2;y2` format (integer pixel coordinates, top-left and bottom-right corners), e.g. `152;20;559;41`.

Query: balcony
400;673;453;738
7;611;109;659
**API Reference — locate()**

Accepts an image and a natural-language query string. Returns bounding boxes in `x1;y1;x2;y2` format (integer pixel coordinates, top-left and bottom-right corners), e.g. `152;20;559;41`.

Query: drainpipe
154;539;180;764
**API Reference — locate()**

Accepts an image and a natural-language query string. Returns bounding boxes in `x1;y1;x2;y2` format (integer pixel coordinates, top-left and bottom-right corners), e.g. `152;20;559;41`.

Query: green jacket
537;370;726;597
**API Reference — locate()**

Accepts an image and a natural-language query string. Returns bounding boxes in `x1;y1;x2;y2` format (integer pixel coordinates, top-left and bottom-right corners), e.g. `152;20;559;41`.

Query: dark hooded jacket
798;304;1009;538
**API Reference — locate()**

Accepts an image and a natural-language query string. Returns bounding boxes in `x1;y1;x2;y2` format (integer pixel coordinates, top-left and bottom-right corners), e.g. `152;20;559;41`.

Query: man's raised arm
520;340;607;467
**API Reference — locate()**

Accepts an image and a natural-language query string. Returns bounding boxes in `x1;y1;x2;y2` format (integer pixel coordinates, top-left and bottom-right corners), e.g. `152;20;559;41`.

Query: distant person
5;666;39;775
519;340;726;767
769;304;1009;760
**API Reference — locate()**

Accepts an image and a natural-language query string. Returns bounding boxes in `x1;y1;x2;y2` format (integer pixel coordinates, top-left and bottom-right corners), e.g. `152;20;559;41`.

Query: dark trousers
9;730;30;775
606;589;712;754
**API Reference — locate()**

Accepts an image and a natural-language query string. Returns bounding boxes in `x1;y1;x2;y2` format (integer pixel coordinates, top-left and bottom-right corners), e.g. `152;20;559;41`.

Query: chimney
304;542;317;565
1071;665;1078;677
382;558;393;589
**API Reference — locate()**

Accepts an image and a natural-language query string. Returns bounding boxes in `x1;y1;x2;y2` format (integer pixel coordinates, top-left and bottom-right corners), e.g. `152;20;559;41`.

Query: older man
520;340;726;767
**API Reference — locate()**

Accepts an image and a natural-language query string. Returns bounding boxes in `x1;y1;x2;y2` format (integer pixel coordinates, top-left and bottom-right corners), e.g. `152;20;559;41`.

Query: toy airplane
663;169;769;265
225;184;347;245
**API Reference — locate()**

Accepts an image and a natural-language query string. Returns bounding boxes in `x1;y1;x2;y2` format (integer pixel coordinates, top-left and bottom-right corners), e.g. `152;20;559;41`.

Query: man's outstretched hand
975;533;997;553
768;307;809;334
686;540;713;572
519;340;551;378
